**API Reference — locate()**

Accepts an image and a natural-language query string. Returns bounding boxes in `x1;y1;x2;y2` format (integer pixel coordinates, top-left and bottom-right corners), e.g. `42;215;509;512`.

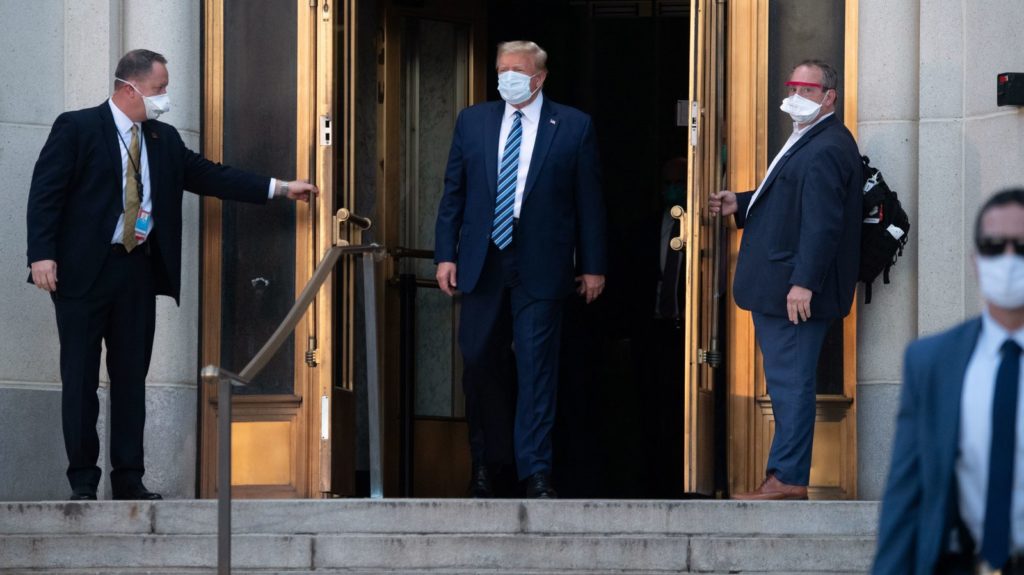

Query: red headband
785;81;824;89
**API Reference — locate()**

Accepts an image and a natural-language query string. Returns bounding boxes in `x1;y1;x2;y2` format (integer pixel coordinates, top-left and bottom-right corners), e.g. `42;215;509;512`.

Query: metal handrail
201;241;386;575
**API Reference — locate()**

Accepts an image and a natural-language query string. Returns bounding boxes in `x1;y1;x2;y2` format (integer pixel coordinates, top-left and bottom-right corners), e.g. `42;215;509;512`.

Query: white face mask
977;253;1024;309
780;93;822;124
116;77;171;120
498;71;538;106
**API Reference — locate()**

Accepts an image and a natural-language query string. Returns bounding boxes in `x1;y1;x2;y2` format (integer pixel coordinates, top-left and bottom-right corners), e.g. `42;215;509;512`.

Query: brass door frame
200;0;322;498
683;0;722;496
725;0;860;499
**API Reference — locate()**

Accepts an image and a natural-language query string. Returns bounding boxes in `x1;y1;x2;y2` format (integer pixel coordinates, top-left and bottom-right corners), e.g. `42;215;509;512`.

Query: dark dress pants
52;246;156;492
751;312;830;486
459;241;565;480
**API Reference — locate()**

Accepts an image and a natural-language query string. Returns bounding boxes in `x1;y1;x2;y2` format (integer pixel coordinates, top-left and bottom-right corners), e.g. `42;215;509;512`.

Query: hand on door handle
275;179;319;203
708;190;737;217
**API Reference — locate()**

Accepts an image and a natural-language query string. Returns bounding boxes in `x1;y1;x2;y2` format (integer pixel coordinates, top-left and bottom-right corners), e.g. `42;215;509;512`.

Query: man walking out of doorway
709;59;862;500
434;40;607;499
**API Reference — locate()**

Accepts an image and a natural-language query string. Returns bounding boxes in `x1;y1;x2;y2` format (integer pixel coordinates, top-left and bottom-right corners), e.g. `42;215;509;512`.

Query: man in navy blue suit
26;49;316;501
434;41;607;498
874;189;1024;574
709;60;862;500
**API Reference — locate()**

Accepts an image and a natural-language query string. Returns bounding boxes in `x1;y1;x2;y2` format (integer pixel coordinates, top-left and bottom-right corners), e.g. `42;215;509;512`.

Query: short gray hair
114;49;167;89
496;41;547;71
793;59;838;91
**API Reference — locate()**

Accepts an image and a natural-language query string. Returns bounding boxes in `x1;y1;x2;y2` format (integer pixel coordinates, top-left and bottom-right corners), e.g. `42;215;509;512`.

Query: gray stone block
0;534;311;570
141;384;197;499
156;499;521;535
857;383;902;501
689;536;876;572
0;1;64;125
0;388;67;501
523;500;878;536
311;534;689;571
0;501;153;535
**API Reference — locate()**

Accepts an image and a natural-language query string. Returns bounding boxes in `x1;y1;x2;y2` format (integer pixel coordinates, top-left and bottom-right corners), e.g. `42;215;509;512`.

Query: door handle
333;208;372;246
670;205;687;251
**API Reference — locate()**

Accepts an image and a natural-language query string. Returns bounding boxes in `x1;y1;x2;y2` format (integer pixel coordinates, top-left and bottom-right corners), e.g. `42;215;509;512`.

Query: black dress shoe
69;491;97;501
525;472;557;499
112;486;163;501
468;464;493;498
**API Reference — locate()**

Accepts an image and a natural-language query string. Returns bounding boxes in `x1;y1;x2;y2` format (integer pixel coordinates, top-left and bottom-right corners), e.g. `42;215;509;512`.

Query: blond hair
496;41;548;71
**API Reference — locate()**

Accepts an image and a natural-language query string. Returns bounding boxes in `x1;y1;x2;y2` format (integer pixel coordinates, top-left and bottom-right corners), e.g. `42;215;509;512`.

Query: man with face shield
434;41;607;498
709;59;862;500
874;189;1024;575
26;49;317;501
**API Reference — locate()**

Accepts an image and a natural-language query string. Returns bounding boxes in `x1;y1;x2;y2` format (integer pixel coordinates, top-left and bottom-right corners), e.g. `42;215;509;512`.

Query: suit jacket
873;318;984;575
732;114;862;319
434;98;607;299
26;101;269;303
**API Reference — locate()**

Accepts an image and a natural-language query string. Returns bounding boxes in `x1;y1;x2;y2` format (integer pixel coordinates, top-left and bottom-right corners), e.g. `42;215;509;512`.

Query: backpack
858;155;910;304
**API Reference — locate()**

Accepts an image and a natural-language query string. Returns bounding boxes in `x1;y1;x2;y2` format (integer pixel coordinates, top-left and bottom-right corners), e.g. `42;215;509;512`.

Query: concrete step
0;499;880;574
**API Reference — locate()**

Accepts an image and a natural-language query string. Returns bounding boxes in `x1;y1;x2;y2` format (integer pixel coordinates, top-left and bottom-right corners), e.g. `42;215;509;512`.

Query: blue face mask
498;71;538;105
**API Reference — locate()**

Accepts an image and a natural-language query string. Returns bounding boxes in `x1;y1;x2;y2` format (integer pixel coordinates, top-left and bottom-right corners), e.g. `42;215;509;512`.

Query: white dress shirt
109;100;153;244
109;99;278;246
746;111;834;216
497;92;544;219
958;311;1024;552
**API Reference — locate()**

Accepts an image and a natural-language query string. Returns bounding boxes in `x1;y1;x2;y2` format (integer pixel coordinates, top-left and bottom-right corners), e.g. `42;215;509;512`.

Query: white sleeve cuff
268;178;277;199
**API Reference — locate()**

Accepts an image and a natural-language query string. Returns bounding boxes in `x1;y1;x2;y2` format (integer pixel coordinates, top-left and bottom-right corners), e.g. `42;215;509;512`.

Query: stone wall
857;0;1024;499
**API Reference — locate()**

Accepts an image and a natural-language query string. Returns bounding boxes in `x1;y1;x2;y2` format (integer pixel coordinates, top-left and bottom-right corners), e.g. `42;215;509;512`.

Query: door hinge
697;348;723;367
319;115;333;147
305;336;320;367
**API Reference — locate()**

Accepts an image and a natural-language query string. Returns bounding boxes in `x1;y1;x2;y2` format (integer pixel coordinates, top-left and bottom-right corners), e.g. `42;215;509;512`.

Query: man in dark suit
874;189;1024;574
709;59;862;500
26;49;316;501
434;40;607;499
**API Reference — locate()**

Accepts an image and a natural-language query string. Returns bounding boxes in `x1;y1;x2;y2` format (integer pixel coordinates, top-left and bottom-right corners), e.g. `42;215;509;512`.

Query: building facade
1;0;1022;501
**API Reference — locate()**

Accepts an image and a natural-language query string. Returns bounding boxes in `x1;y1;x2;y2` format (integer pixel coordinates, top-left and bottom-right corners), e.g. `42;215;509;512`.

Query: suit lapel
142;120;160;207
934;318;983;483
485;103;503;199
748;115;837;215
98;103;122;197
522;99;558;204
98;103;128;240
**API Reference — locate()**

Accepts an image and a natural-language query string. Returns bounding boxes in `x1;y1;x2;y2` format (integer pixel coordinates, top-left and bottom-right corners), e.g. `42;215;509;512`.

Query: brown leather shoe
732;474;808;500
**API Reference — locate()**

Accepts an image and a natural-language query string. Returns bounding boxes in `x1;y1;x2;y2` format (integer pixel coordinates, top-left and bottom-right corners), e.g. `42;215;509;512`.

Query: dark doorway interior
488;0;692;498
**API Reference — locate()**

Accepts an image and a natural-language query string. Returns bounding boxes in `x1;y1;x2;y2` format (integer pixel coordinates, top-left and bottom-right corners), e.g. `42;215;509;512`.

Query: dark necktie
981;338;1022;568
122;125;141;251
491;111;522;250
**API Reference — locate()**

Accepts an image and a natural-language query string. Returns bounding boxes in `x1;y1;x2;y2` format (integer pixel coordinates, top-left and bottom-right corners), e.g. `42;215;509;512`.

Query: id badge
134;209;153;243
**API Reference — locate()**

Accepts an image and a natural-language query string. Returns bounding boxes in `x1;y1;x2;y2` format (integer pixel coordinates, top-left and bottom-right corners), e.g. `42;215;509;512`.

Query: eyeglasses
977;237;1024;256
784;80;832;98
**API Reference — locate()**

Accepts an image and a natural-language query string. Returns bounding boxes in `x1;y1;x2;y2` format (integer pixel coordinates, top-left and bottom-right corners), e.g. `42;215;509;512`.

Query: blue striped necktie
981;338;1022;569
492;110;522;250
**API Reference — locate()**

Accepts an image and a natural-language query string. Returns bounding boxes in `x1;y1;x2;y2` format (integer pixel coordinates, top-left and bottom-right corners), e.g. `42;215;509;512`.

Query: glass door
200;0;338;499
377;0;486;496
